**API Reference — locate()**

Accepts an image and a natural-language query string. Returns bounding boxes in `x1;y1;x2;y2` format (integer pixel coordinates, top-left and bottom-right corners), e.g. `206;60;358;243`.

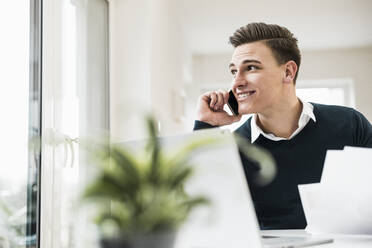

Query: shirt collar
250;98;316;143
301;99;316;123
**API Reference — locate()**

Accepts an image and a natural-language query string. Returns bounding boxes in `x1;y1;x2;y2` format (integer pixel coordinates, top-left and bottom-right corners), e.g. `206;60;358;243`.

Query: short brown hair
229;22;301;83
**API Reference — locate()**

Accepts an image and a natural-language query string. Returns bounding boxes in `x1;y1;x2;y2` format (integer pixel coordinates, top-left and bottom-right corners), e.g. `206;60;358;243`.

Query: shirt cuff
193;120;216;131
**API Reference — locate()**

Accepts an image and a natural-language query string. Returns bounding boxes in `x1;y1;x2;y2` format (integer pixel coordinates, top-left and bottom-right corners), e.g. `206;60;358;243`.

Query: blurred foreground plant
82;116;222;238
81;116;276;247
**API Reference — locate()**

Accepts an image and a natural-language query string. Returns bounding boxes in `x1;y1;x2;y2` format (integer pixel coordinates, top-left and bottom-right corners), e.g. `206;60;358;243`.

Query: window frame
28;0;43;247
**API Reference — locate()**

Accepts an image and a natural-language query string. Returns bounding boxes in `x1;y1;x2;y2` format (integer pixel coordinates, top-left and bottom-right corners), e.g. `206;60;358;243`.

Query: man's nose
232;72;247;90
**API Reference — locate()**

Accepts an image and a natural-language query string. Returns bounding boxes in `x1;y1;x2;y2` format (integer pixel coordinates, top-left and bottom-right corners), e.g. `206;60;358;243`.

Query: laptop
120;129;333;248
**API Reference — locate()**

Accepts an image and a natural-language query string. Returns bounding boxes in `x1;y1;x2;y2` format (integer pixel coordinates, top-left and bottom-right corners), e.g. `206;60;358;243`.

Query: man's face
229;41;287;115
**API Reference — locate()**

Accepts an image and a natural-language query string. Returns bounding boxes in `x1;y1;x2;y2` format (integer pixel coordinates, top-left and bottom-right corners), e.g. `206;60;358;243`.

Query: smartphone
227;90;239;116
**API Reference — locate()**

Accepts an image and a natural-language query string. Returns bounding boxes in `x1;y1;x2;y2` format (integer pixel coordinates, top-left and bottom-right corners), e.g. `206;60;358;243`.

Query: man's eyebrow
229;59;262;68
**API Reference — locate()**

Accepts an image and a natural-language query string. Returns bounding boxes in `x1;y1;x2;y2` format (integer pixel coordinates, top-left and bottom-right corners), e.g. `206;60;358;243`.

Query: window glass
0;1;35;247
296;88;346;106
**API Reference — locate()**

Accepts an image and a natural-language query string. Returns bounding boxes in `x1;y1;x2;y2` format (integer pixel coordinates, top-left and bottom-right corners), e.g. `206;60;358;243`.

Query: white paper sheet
299;147;372;235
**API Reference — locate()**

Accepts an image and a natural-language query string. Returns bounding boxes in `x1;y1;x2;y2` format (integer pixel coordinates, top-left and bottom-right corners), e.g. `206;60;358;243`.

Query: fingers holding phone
197;89;241;126
209;90;228;111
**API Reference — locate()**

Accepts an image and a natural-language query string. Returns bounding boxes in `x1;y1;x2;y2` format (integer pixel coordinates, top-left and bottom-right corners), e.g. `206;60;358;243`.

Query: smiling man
194;23;372;230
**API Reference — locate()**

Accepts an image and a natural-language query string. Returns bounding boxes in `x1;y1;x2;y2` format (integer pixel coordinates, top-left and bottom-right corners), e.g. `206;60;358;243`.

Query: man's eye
247;65;258;71
231;70;237;75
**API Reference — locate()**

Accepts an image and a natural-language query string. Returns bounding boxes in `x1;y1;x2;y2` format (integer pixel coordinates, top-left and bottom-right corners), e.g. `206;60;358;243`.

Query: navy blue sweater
194;103;372;229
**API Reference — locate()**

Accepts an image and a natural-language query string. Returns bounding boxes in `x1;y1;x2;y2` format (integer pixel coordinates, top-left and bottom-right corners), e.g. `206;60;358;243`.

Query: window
0;1;39;247
40;0;109;247
296;78;355;108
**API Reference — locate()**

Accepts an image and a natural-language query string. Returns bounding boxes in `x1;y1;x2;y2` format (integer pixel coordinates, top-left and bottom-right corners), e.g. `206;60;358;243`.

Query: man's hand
196;90;242;126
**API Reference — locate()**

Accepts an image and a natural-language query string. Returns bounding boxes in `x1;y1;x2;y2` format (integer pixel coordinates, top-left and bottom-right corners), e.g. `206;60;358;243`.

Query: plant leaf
234;133;277;186
164;135;224;172
145;115;161;186
109;145;141;186
167;165;193;188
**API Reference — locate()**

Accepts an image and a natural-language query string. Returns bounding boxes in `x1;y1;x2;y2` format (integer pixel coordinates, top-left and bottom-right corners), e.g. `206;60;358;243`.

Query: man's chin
238;106;255;115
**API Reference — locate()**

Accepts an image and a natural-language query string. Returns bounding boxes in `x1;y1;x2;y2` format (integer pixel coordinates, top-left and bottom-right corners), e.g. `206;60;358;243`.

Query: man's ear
284;61;298;84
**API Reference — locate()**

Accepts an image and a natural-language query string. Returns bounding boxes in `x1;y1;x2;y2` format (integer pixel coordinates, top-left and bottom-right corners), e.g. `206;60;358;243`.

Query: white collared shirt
250;98;316;143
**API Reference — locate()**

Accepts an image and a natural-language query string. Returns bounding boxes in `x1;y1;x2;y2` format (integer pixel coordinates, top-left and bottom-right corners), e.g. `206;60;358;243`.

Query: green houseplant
82;116;276;248
83;116;218;248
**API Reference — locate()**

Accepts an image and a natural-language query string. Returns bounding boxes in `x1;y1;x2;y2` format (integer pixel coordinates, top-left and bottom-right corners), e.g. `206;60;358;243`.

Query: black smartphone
227;90;239;116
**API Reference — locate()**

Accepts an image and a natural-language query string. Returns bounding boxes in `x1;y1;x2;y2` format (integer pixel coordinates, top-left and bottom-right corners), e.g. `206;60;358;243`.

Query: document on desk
299;147;372;235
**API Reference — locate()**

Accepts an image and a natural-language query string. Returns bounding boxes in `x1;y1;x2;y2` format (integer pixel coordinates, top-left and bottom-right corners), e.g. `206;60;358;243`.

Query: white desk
261;230;372;248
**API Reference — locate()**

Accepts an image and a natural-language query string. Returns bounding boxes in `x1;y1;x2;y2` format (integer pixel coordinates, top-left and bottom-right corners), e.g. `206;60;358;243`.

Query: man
194;22;372;230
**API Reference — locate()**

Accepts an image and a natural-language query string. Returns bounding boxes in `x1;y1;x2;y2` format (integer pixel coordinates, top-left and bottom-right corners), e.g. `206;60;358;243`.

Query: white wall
148;0;188;136
109;0;152;142
109;0;190;142
188;46;372;122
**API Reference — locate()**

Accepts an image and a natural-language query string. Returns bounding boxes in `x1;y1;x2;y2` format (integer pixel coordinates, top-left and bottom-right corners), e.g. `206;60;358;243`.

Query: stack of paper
298;146;372;235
